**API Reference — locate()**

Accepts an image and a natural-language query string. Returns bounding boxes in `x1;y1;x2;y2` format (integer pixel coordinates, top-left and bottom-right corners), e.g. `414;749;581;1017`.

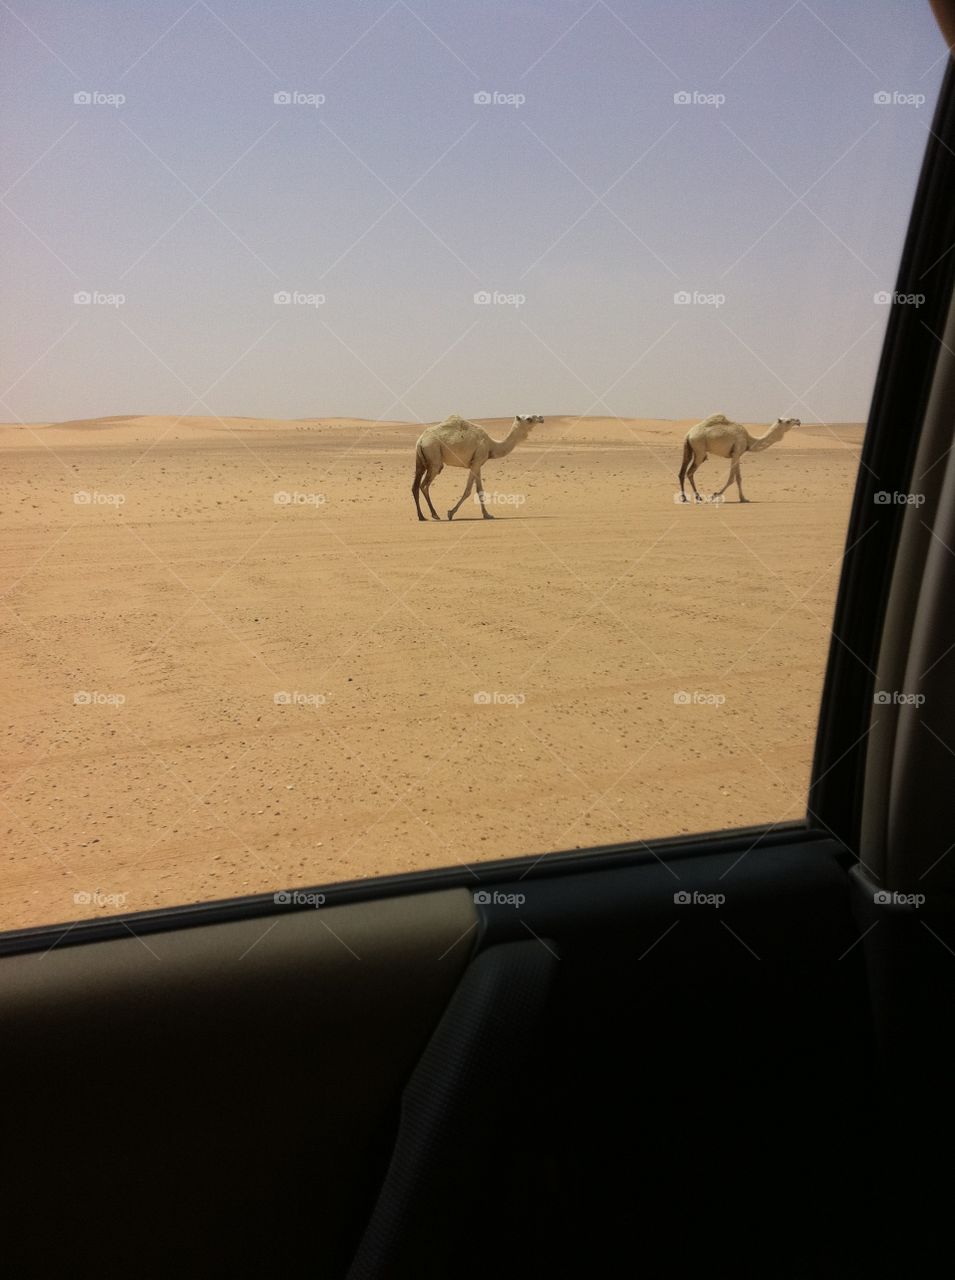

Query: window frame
811;59;955;852
4;68;954;959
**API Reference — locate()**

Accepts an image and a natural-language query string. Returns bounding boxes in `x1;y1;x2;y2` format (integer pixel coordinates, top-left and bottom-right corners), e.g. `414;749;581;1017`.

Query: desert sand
0;413;864;930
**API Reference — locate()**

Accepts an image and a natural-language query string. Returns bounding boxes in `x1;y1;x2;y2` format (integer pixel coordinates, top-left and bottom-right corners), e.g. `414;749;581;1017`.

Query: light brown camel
412;414;543;521
678;413;800;503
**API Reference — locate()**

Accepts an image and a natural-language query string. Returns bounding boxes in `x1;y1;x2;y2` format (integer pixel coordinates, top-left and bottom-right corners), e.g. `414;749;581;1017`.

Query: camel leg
686;454;706;501
412;455;427;521
447;470;477;521
421;465;442;520
716;447;748;502
474;470;494;519
713;462;734;498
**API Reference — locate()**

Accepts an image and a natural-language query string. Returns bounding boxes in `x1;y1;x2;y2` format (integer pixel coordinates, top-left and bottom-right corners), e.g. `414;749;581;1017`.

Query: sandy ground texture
0;413;864;930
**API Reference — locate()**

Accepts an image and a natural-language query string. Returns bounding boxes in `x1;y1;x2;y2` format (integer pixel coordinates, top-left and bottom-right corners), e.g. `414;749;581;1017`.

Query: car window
0;1;947;928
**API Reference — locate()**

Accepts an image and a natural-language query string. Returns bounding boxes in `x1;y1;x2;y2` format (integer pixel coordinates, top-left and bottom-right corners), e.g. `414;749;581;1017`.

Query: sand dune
0;414;863;929
0;412;864;449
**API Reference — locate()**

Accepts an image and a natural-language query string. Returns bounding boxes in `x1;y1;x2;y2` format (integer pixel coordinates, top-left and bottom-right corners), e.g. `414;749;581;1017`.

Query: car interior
3;11;954;1280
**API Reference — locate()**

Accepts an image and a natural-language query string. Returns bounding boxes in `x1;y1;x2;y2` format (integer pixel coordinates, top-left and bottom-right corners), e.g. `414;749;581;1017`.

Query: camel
412;414;543;521
678;413;800;503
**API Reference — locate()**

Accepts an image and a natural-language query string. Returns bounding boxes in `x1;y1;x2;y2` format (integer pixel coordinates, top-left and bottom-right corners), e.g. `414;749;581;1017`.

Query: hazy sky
0;0;947;424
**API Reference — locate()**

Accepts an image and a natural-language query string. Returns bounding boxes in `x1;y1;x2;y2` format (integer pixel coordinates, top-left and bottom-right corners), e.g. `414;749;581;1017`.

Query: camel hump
692;412;732;432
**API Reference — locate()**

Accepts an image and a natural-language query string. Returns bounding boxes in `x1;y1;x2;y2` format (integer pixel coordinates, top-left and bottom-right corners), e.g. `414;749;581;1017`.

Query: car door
3;14;954;1280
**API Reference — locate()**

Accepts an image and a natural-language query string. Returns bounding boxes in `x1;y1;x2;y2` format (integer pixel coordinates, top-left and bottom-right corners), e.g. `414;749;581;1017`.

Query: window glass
0;1;946;927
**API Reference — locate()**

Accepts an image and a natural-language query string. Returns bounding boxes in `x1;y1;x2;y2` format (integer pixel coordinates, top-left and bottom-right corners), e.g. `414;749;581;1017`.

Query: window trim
0;820;829;956
810;59;955;852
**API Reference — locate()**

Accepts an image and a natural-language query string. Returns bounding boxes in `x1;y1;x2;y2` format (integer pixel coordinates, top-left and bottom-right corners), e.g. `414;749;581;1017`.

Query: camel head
774;417;800;433
515;414;544;427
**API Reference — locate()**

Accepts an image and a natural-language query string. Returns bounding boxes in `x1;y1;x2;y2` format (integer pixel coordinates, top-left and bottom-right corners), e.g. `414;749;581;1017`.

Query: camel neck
748;428;781;452
490;422;525;458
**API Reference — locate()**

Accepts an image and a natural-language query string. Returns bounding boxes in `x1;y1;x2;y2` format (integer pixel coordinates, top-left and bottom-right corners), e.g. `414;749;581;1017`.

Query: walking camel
678;413;800;503
412;414;544;521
